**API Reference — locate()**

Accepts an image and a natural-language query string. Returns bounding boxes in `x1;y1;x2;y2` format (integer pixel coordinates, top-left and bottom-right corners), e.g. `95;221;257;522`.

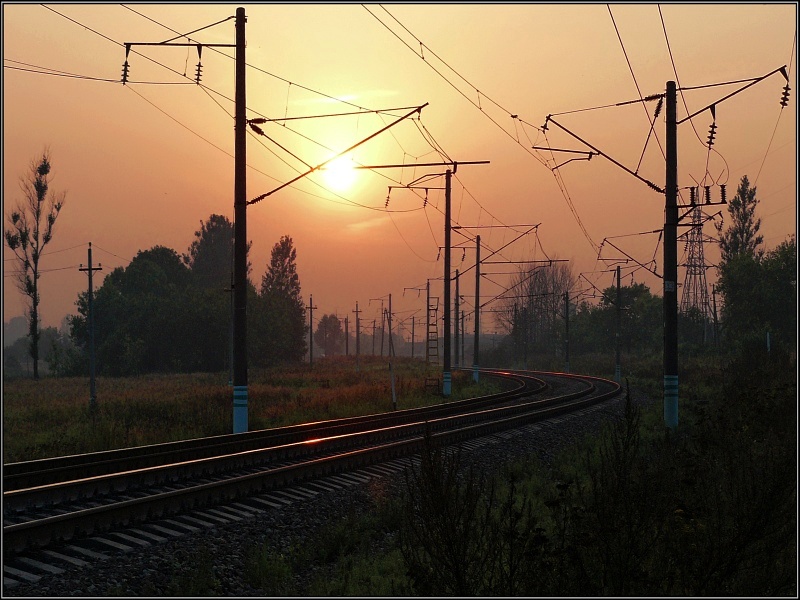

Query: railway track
3;368;620;588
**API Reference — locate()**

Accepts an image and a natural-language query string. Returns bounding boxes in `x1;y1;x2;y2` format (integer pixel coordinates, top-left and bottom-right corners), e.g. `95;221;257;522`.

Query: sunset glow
320;156;358;193
2;4;796;333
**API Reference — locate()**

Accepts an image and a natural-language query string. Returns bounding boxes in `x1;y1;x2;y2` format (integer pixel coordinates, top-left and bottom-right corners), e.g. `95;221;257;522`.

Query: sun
321;156;357;192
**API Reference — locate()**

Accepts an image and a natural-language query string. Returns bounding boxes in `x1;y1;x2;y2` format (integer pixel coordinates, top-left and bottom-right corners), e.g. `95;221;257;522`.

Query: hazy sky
3;3;797;338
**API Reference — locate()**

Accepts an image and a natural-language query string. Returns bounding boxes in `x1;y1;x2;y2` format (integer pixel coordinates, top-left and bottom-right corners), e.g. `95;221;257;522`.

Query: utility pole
564;291;570;373
372;319;376;355
426;280;431;363
308;294;317;367
344;315;349;356
79;243;102;414
615;265;622;383
387;294;397;410
454;269;460;369
124;9;246;432
473;234;480;382
353;302;361;371
443;168;452;396
461;310;465;366
411;316;416;359
231;7;248;433
664;80;679;429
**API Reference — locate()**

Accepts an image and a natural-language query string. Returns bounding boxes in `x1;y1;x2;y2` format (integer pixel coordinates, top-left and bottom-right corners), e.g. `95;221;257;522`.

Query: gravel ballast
4;386;657;597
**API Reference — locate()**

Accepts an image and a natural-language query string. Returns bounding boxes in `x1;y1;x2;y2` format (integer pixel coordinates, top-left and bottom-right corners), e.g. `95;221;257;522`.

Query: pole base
442;371;452;397
664;375;678;429
233;385;248;433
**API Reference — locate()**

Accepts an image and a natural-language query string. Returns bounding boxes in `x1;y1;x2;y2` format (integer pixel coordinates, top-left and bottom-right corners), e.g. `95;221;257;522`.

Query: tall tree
4;149;66;380
253;235;307;365
715;175;764;264
183;214;251;290
315;314;343;357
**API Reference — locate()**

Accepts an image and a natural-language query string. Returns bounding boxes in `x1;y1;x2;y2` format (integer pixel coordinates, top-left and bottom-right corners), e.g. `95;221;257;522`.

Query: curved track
3;369;620;562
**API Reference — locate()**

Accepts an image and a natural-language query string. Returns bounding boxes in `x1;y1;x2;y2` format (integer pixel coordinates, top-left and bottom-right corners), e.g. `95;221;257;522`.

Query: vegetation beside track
2;356;503;463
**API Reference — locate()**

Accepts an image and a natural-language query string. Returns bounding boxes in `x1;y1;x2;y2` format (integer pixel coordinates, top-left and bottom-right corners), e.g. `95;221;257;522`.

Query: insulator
706;122;717;147
689;187;696;205
121;61;130;85
653;96;664;119
195;62;203;84
704;186;711;204
720;184;727;204
423;189;428;208
780;84;791;107
385;195;390;208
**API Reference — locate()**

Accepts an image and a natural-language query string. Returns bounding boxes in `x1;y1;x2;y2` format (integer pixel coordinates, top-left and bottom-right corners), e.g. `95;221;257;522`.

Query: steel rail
3;373;534;490
3;370;620;555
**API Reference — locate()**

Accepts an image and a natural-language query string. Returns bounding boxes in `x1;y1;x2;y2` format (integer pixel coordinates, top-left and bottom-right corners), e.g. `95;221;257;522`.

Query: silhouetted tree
4;149;66;380
252;235;306;365
715;175;764;263
183;214;251;290
315;313;343;357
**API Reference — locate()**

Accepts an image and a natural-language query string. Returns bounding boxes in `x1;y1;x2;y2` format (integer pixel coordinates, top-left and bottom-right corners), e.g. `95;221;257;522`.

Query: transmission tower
679;205;712;320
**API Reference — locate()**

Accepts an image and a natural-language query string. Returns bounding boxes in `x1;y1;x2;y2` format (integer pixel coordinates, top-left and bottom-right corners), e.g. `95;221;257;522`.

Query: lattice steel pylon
679;206;712;322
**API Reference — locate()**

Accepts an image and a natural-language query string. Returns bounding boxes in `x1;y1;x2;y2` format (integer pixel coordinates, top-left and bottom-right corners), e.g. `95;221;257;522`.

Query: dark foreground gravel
5;386;657;597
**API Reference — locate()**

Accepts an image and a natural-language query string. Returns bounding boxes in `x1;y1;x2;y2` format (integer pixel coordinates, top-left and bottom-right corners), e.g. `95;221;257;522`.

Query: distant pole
443;168;452;396
232;7;248;434
461;310;465;366
380;300;385;357
353;302;361;371
308;294;317;367
473;234;480;382
454;269;460;369
344;315;349;356
615;265;622;383
388;294;397;410
426;280;431;363
411;317;416;359
372;319;376;355
664;80;679;429
79;243;102;414
564;291;570;373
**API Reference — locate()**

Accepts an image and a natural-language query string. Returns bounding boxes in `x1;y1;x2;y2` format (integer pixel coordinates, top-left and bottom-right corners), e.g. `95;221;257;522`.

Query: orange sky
3;3;797;339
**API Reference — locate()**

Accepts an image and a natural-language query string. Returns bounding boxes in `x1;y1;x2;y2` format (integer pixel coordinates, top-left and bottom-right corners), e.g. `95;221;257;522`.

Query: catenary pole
473;234;480;382
443;169;452;396
615;265;622;383
232;7;248;433
664;80;679;429
454;269;460;369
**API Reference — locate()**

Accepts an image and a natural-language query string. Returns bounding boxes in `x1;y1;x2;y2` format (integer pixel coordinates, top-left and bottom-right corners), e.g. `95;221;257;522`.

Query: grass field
2;356;503;463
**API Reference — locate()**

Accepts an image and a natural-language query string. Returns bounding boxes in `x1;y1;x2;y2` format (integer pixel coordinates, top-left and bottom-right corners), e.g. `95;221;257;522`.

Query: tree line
4;151;795;379
59;215;307;377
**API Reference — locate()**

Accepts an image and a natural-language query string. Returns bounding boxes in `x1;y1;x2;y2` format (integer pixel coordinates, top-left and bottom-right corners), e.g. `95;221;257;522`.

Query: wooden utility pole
79;243;102;414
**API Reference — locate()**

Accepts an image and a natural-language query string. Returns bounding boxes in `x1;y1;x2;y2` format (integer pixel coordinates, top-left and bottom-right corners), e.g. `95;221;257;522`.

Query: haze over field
3;3;796;335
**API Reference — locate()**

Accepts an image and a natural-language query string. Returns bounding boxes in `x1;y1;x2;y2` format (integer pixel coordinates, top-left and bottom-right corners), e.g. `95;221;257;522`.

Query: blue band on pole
233;385;248;433
443;371;452;396
472;363;479;383
664;375;678;429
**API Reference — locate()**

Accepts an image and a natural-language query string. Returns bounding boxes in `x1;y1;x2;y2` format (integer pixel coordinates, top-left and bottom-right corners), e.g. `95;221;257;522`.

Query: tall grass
3;356;500;463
